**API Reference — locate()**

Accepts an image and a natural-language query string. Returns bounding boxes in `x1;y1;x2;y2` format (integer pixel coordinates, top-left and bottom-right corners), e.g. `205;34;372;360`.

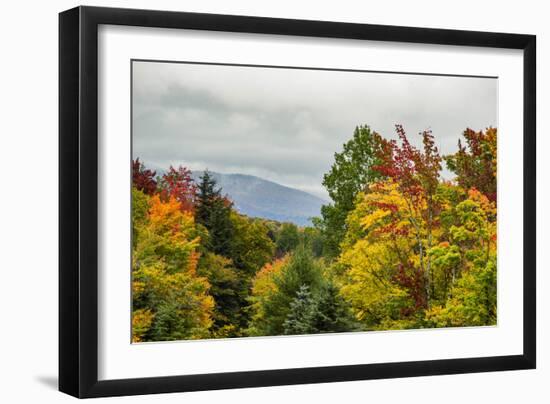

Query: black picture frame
59;5;536;398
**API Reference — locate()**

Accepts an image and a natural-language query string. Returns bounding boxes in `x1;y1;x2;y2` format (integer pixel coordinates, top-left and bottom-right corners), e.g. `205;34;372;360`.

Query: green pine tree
252;246;324;335
283;285;319;335
283;282;359;335
195;171;234;257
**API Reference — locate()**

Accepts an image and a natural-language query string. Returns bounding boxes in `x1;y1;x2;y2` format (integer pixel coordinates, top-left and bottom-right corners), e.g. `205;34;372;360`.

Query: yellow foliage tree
132;190;214;342
338;179;497;330
426;188;497;326
247;256;289;335
338;181;426;330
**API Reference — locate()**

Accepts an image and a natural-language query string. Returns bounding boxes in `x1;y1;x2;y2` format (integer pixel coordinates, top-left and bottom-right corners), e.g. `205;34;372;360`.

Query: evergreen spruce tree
283;285;319;335
195;171;234;257
195;170;220;224
314;282;359;332
282;282;358;335
255;246;324;335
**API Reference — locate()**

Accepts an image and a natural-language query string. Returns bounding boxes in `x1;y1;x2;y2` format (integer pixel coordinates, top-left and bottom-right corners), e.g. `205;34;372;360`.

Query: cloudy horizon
132;61;497;200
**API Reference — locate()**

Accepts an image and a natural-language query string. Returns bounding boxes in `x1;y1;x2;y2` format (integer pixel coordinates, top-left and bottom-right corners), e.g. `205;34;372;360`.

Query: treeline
131;124;497;342
319;125;497;330
131;162;330;341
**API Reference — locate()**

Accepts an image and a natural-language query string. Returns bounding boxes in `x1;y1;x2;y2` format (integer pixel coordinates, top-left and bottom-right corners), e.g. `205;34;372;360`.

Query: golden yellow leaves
131;189;215;342
132;309;154;343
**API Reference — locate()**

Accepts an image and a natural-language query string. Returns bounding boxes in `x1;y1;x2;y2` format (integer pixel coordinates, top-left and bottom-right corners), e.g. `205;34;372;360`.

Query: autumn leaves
131;124;498;342
334;125;497;329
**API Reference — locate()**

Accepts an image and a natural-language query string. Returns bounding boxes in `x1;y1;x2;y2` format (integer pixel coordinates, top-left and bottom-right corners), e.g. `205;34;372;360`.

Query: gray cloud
132;61;497;199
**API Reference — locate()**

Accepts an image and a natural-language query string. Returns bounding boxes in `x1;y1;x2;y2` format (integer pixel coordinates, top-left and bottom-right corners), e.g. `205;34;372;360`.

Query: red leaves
132;158;157;195
159;165;198;213
372;125;442;204
393;263;427;310
369;125;445;311
444;127;497;203
371;201;399;213
133;159;198;213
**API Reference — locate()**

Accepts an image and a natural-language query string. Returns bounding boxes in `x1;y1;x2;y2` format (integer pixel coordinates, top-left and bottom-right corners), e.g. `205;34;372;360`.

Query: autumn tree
158;165;197;212
131;192;214;342
426;189;497;326
372;125;443;307
130;121;499;341
427;256;496;327
338;183;424;330
132;158;157;195
445;127;497;202
247;257;286;336
132;187;149;250
338;140;496;330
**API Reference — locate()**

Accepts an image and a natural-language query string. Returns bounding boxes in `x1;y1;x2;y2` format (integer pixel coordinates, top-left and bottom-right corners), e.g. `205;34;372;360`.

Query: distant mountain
190;171;327;227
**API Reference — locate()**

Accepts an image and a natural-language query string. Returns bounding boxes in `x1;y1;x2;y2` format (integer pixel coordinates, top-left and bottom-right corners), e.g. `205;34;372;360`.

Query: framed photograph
59;6;536;398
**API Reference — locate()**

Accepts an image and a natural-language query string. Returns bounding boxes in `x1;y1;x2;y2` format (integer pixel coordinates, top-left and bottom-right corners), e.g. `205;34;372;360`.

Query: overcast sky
132;61;497;200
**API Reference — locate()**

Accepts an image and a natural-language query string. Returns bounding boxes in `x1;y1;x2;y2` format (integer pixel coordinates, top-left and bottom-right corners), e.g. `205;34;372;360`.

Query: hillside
190;171;327;226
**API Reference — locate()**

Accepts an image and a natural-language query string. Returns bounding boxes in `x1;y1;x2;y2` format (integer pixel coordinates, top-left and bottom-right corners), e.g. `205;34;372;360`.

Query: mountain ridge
189;171;327;227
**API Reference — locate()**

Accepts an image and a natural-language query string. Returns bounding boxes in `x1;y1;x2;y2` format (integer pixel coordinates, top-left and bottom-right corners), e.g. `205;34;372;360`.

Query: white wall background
0;0;546;402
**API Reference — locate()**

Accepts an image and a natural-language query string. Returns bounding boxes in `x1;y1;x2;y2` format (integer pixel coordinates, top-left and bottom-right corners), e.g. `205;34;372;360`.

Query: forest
131;124;497;342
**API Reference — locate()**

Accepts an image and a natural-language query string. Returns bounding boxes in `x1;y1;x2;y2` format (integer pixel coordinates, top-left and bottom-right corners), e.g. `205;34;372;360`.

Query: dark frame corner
59;5;536;398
